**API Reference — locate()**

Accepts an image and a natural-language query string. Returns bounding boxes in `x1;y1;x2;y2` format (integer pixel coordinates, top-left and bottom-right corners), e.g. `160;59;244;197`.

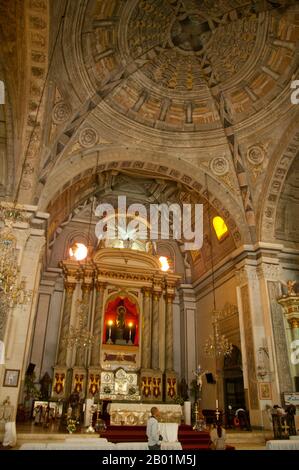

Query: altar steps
102;425;211;450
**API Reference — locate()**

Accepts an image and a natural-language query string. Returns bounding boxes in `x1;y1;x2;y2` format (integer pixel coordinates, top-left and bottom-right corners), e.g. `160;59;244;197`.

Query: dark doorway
223;346;246;411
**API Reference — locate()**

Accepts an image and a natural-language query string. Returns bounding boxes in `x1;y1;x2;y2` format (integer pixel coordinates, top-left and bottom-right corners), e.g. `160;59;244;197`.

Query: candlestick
216;399;219;409
107;320;113;344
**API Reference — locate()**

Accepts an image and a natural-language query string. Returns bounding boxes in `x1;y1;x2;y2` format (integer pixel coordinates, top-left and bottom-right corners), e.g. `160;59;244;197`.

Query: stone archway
259;123;299;242
38;147;249;246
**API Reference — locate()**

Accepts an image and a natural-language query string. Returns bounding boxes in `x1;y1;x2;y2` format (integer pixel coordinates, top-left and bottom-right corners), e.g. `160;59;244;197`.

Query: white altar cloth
20;441;115;450
19;440;182;450
108;403;182;425
2;421;17;447
266;440;299;450
159;423;178;442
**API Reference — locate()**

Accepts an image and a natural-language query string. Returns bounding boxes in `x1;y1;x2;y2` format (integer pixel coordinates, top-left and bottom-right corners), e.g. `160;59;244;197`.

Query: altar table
266;440;299;450
108;403;182;425
159;423;178;442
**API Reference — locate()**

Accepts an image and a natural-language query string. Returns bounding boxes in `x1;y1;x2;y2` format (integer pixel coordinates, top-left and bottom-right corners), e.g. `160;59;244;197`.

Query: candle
216;399;219;409
128;322;133;343
107;320;113;344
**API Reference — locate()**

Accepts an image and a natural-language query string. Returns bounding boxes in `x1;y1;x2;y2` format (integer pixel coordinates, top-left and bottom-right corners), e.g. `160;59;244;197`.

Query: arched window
213;216;228;241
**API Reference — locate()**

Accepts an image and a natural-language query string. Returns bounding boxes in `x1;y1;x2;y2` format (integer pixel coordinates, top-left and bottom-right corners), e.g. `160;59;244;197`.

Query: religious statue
116;305;126;329
193;365;205;395
287;280;297;296
281;280;297;296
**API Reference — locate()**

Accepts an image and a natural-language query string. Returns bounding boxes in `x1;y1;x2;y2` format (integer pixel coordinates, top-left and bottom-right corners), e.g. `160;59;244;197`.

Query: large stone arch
38;146;249;246
259;119;299;242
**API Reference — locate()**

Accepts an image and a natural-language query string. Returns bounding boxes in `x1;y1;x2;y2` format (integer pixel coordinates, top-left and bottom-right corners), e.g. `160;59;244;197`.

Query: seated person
210;422;226;450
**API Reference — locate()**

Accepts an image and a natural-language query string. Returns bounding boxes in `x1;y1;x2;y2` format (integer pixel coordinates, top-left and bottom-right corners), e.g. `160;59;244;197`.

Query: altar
108;403;182;425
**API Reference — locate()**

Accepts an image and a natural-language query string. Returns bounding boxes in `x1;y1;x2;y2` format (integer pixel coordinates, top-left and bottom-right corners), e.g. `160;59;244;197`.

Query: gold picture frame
3;369;20;387
259;382;272;400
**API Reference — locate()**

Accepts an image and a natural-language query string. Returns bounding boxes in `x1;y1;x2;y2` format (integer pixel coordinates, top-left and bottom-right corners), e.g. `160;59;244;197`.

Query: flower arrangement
67;418;78;434
173;395;184;406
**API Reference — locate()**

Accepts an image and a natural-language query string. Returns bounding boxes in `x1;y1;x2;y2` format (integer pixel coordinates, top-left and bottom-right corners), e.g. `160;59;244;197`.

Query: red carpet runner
101;424;211;450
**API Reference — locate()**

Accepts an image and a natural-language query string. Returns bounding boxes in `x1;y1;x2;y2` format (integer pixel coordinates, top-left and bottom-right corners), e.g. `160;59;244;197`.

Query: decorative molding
52;101;72;124
247;144;265;166
268;281;293;393
210;156;229;176
257;263;282;281
78;127;99;148
261;130;299;240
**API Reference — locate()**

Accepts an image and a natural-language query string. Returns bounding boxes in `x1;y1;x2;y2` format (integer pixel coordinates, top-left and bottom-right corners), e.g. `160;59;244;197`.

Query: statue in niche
104;297;138;345
115;305;127;343
116;305;126;329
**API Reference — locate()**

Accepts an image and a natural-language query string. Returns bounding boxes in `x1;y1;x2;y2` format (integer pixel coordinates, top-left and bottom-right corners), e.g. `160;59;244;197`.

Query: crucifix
281;420;289;436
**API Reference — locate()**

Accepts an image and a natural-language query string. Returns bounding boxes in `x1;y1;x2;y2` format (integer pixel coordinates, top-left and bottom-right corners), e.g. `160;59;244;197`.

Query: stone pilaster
141;287;152;369
90;282;106;366
56;281;76;366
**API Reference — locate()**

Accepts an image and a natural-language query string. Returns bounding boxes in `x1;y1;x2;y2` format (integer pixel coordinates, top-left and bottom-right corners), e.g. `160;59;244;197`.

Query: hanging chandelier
0;211;32;308
62;299;94;350
204;309;233;358
204;175;232;360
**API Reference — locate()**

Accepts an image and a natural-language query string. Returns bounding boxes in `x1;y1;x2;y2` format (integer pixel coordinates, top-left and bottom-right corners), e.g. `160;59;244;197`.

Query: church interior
0;0;299;451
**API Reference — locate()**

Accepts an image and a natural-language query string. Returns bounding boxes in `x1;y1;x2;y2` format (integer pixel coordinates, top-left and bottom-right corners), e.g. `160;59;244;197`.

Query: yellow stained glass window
213;216;228;240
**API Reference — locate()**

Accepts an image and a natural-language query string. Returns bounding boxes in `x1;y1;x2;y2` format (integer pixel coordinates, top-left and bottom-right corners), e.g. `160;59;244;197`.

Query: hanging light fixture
204;311;233;358
159;256;170;272
0;211;32;308
204;175;233;359
69;242;88;261
62;299;94;351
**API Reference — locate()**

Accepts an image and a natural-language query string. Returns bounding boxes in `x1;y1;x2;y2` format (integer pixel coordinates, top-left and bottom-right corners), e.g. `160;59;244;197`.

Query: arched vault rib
38;147;250;246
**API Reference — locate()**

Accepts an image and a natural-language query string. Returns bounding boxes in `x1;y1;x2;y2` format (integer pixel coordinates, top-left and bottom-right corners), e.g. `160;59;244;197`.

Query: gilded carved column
75;280;93;367
57;281;76;366
277;287;299;383
91;282;106;366
165;293;174;371
151;291;161;370
142;287;152;369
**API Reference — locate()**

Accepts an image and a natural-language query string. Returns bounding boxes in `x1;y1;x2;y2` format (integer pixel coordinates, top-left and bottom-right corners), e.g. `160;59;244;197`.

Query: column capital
142;287;152;297
289;318;299;329
81;282;94;293
165;293;175;303
95;281;107;292
64;281;76;292
153;291;162;301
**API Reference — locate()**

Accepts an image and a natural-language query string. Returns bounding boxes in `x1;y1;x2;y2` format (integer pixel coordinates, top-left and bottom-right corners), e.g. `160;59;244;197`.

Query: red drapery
102;296;139;345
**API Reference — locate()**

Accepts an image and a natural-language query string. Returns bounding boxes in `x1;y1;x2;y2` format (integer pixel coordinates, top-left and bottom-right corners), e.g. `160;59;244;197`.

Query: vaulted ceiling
0;0;299;250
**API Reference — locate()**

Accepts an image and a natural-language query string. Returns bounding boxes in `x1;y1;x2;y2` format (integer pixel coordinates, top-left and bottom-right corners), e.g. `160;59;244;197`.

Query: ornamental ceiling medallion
84;0;283;135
